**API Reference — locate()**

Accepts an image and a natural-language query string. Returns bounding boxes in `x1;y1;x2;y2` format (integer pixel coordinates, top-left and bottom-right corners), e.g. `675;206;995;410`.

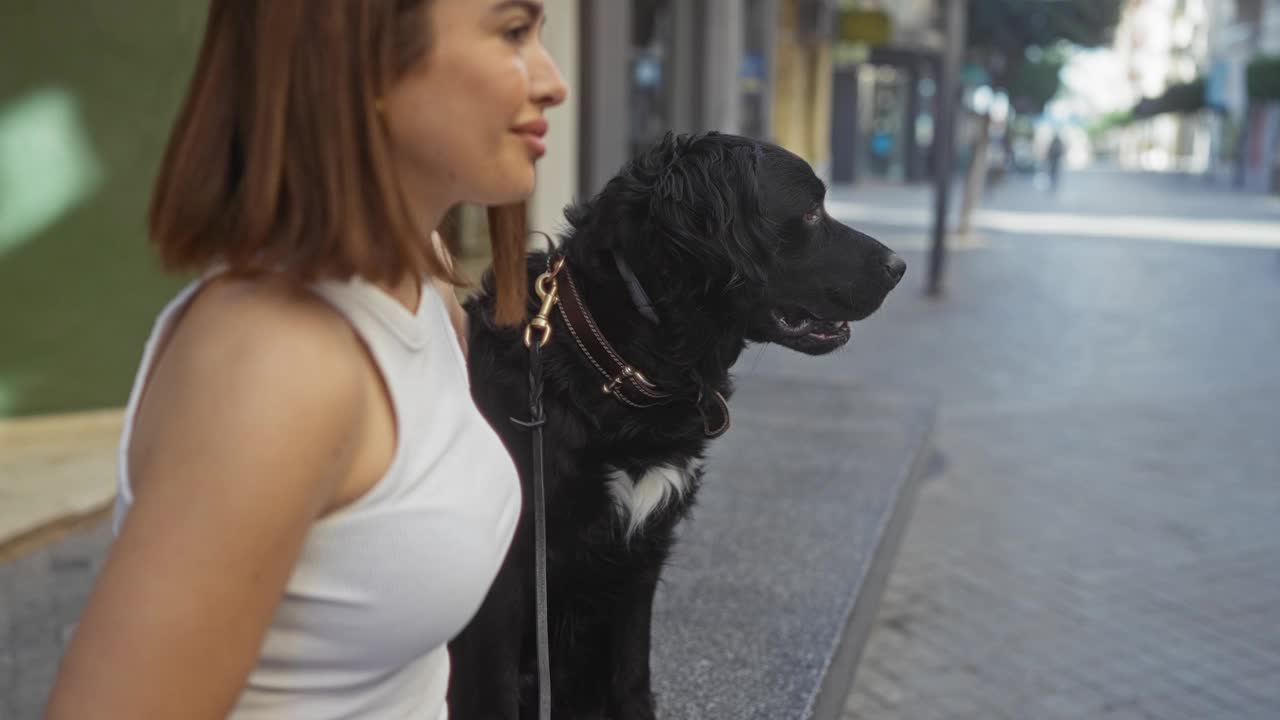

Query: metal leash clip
523;257;566;348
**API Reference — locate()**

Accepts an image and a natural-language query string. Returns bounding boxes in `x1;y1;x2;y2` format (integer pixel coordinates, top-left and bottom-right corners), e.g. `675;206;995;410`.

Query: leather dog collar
549;257;731;438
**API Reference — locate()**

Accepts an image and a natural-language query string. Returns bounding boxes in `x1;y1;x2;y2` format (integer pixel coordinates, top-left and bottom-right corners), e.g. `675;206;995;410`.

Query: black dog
448;132;904;720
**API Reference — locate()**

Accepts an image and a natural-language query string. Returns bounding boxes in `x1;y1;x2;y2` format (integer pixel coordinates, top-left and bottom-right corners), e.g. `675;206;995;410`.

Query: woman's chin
469;167;536;207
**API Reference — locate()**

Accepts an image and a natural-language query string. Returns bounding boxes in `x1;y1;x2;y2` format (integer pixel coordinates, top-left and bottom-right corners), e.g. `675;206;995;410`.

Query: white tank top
112;269;522;719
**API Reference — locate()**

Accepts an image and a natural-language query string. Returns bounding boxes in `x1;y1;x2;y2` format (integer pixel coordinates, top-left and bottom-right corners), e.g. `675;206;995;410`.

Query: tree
1089;109;1133;136
1246;55;1280;101
1006;46;1069;115
954;0;1124;237
967;0;1123;98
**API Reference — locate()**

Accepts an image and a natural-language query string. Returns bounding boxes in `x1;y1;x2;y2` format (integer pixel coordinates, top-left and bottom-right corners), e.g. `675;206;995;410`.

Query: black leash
511;253;725;718
519;257;565;720
527;339;552;720
612;249;660;325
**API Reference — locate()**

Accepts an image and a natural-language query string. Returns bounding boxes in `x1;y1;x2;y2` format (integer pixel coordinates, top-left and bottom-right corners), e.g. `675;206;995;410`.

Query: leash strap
555;266;673;409
527;338;553;720
515;252;730;720
612;249;660;325
521;257;562;720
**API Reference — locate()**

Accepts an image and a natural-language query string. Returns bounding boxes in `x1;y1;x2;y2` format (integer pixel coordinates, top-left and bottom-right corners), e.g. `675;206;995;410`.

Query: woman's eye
505;24;534;43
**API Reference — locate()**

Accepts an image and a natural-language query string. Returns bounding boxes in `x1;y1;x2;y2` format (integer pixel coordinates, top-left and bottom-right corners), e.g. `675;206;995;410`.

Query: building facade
828;0;944;186
459;0;841;262
1220;0;1280;191
1106;0;1214;172
1104;0;1280;190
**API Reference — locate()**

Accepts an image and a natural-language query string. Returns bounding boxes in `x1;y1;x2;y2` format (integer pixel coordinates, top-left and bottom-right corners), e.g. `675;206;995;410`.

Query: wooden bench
0;409;120;561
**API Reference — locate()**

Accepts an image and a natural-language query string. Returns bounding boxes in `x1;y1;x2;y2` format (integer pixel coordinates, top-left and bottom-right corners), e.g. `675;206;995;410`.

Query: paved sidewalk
742;169;1280;719
4;169;1279;719
826;169;1280;252
0;520;107;719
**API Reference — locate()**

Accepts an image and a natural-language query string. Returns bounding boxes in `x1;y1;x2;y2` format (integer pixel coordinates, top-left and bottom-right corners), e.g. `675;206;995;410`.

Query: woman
45;0;567;717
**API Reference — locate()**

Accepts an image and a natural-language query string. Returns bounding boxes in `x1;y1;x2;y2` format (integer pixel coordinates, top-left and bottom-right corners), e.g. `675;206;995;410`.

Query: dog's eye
803;206;823;226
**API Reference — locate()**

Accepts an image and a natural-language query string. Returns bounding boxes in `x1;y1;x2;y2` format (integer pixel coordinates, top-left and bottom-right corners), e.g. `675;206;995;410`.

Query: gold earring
374;98;385;113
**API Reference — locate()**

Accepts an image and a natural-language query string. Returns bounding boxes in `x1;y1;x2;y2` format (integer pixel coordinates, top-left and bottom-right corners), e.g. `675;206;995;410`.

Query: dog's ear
565;133;776;294
642;132;773;289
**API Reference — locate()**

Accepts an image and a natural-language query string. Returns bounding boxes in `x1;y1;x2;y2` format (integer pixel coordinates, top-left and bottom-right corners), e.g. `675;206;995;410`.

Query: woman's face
383;0;568;212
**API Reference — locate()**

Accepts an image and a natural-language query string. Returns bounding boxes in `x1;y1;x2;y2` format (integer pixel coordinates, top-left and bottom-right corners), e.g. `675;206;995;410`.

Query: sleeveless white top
112;269;522;719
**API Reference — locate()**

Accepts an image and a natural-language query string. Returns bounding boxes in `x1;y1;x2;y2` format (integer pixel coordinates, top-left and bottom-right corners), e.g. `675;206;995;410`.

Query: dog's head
564;132;904;356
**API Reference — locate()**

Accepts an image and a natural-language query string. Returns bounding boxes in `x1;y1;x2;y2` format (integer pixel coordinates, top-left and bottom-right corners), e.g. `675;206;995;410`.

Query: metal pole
580;0;632;197
927;0;966;297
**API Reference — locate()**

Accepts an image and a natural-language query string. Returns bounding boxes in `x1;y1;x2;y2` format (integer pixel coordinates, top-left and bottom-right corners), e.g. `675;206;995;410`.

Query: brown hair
149;0;530;325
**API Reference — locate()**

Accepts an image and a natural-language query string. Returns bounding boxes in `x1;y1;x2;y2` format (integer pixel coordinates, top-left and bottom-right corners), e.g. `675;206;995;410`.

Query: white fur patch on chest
607;463;691;539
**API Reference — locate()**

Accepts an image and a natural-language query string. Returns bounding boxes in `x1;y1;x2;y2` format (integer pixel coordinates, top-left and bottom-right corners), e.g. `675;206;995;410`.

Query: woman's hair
150;0;530;325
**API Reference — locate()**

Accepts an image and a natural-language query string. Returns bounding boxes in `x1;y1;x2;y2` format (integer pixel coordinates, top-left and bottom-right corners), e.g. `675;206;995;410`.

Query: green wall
0;2;207;418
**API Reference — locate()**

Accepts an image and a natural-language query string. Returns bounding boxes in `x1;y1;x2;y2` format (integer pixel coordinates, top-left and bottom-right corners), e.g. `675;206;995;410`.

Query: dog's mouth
767;306;852;355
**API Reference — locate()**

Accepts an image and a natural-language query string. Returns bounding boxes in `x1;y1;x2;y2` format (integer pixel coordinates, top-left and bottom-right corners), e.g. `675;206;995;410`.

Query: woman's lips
514;118;548;157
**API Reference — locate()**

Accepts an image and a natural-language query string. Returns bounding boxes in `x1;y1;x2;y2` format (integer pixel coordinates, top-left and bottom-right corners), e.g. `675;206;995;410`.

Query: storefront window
862;65;910;181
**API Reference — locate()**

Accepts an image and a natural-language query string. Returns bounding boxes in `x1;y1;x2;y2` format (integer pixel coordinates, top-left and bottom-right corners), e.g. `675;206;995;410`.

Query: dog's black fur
448;132;904;720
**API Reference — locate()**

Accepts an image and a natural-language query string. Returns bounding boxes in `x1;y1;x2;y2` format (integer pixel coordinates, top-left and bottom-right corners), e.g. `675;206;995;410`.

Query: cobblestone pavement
5;170;1280;720
742;169;1280;719
1;520;109;719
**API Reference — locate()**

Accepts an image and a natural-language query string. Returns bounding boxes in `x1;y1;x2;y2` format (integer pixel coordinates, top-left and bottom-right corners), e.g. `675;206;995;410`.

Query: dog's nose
884;254;907;285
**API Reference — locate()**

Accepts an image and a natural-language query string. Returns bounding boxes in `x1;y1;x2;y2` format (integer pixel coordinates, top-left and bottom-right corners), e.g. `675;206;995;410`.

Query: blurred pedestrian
1047;132;1066;191
45;1;566;718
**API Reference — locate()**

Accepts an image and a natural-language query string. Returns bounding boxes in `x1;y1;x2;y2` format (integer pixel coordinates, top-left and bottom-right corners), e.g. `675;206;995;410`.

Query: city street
4;170;1280;719
749;169;1280;720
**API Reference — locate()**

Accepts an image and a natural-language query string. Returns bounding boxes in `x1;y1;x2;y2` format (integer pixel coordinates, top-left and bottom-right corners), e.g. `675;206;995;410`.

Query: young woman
45;1;567;717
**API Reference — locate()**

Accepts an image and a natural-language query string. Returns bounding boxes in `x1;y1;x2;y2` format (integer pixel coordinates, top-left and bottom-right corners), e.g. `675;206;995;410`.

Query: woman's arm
45;282;367;719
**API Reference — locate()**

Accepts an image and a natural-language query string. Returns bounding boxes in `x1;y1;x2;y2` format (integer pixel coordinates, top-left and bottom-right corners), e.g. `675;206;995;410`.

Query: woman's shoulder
126;271;373;511
149;273;370;439
184;273;362;365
